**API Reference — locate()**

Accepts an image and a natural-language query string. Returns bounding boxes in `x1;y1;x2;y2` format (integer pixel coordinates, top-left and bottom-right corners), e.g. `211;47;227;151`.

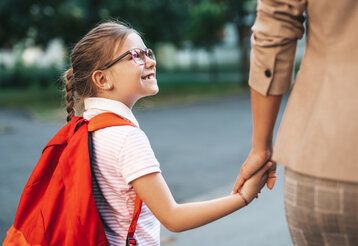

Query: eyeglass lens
131;49;155;65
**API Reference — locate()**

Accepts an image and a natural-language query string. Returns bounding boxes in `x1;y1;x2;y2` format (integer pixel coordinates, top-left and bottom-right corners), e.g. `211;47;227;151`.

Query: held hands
237;161;272;204
232;149;277;195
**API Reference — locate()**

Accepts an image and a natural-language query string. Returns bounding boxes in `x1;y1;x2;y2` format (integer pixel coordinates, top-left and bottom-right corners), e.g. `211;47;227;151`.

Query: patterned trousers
284;168;358;246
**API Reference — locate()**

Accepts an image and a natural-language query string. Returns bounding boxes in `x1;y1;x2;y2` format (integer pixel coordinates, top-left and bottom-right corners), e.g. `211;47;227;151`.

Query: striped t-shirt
83;97;161;246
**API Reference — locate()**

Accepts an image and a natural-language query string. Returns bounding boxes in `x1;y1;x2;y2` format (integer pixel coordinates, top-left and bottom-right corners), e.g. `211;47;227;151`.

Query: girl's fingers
256;173;268;199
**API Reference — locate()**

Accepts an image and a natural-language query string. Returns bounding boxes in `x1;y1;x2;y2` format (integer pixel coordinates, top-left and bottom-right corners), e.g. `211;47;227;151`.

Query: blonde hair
63;21;138;122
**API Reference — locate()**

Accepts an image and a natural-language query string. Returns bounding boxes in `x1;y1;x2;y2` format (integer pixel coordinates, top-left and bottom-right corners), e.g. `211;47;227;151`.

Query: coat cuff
248;40;297;96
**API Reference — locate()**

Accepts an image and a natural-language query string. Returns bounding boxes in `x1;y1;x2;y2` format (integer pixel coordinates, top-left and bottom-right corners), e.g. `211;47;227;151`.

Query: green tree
0;0;190;50
217;0;256;83
187;1;227;81
0;0;90;48
100;0;190;49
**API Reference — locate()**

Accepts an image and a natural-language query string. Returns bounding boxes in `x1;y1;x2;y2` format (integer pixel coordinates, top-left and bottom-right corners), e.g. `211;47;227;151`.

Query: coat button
264;69;272;78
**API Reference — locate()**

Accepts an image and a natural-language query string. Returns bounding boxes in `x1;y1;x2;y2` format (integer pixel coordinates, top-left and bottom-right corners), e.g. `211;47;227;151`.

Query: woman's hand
232;148;276;194
239;161;273;204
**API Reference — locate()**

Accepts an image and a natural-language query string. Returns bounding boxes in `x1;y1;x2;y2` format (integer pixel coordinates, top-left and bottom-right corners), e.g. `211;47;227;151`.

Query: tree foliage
187;1;226;49
0;0;257;84
0;0;190;49
216;0;257;82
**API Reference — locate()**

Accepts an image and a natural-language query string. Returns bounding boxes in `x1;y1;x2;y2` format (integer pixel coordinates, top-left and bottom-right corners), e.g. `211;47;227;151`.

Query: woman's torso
273;0;358;182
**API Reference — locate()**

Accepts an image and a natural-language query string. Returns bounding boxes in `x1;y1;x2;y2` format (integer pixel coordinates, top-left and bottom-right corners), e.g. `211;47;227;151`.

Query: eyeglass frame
99;48;155;70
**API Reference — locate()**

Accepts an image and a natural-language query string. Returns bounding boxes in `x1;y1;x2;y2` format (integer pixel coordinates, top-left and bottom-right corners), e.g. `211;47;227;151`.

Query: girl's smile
141;70;157;86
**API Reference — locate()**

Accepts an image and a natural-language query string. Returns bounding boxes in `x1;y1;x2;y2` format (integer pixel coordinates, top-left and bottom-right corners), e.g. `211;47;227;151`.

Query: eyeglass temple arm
101;50;131;70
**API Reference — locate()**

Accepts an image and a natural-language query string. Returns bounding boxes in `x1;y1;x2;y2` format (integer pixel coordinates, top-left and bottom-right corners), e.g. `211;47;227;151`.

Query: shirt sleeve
118;128;161;184
249;0;306;96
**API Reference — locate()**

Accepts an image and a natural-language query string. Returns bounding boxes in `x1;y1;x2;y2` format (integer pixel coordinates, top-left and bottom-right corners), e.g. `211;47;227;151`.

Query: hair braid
64;68;75;122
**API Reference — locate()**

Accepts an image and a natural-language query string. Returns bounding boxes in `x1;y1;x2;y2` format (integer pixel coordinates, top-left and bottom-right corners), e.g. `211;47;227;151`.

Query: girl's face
105;33;158;108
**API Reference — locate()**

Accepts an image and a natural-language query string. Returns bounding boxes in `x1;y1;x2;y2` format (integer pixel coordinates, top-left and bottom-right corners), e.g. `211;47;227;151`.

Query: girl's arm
131;161;271;232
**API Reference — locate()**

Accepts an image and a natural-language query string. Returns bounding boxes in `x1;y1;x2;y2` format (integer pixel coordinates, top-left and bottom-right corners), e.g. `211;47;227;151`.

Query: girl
63;21;271;245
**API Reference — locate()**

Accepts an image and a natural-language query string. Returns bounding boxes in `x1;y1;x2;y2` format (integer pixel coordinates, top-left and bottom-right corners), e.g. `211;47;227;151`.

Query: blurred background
0;0;304;245
0;0;278;111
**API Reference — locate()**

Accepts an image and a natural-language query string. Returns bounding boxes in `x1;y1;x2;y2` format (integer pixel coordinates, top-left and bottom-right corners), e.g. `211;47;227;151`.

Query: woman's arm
232;89;282;193
251;89;282;153
131;162;271;232
233;0;307;192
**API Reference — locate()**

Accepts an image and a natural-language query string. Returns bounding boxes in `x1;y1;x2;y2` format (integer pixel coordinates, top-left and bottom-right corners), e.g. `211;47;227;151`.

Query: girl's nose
145;56;156;68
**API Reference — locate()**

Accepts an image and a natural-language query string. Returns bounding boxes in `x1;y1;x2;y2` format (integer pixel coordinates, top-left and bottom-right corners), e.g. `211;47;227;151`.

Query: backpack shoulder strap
87;112;142;245
88;112;135;132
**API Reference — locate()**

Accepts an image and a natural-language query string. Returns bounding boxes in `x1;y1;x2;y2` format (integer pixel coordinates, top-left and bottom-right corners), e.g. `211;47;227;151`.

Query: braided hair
63;68;75;122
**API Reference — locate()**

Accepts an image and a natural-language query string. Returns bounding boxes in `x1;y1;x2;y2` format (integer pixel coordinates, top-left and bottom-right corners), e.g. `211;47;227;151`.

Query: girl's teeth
143;74;154;80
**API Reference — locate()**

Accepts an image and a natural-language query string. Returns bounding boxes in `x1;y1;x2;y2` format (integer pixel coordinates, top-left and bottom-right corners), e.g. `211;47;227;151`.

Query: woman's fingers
232;175;245;194
258;161;273;175
232;163;256;193
266;162;277;190
267;174;276;190
232;152;271;194
267;178;276;190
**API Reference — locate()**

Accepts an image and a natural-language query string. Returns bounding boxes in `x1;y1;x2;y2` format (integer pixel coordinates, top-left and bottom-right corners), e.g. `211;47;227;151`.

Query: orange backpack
3;113;142;246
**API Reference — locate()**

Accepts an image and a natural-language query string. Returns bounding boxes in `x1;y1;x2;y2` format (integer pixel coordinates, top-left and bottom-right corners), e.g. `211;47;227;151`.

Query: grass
0;81;246;121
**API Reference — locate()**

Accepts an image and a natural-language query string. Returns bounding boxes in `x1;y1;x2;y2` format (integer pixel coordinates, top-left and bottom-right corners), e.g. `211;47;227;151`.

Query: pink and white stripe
83;97;161;246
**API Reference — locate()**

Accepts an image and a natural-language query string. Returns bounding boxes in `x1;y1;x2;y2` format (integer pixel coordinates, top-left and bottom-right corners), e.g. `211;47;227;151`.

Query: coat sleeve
248;0;306;95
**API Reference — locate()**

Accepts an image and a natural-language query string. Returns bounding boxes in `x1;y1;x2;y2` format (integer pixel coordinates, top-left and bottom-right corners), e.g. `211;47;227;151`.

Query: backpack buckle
126;237;137;246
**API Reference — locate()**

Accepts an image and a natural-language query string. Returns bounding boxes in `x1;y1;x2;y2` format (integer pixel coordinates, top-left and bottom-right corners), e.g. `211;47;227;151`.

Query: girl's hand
239;161;272;204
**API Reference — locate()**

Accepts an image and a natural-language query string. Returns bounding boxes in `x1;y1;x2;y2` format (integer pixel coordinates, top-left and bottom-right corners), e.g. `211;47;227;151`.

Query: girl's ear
92;70;112;90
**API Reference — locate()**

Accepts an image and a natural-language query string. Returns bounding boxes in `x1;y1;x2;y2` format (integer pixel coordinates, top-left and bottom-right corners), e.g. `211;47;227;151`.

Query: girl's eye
147;50;155;60
132;52;140;58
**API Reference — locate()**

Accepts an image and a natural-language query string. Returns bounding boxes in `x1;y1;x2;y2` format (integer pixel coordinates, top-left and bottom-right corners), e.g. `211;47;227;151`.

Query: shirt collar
83;97;140;127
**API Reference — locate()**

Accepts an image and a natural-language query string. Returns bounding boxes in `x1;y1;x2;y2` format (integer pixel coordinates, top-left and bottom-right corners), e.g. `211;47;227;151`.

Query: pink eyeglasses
100;48;156;70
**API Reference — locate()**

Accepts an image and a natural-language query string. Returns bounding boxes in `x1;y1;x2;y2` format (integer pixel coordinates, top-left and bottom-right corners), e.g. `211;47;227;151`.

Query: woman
233;0;358;245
